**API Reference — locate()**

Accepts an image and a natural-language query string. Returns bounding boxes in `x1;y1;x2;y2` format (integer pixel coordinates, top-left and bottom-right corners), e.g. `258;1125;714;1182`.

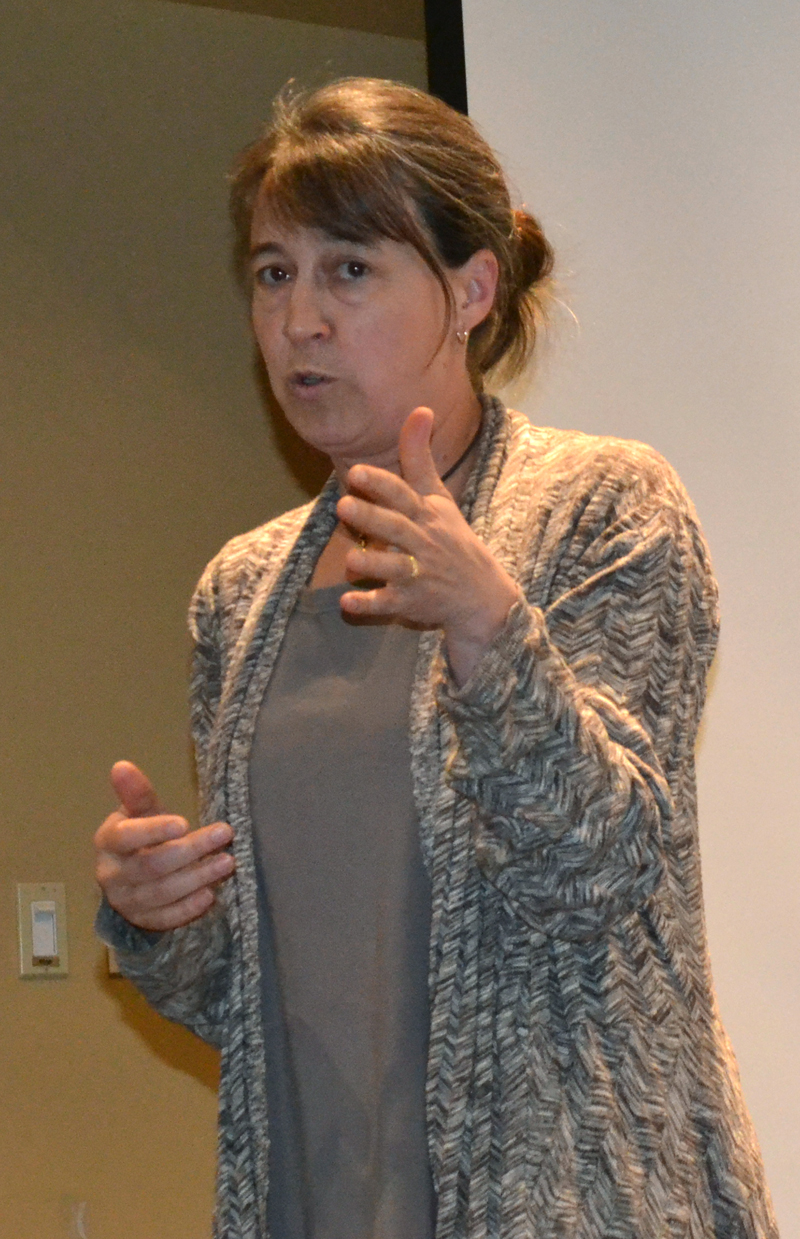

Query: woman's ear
452;249;499;332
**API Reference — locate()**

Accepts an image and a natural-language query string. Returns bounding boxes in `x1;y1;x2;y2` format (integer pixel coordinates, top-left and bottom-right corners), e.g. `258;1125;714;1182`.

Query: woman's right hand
94;761;235;932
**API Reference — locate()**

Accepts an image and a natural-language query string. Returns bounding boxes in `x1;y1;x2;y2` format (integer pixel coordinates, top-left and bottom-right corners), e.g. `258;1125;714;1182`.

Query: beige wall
463;2;800;1233
0;1;425;1235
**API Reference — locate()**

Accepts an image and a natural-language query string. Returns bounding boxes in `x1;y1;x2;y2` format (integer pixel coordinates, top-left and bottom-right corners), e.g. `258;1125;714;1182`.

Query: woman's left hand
337;406;522;685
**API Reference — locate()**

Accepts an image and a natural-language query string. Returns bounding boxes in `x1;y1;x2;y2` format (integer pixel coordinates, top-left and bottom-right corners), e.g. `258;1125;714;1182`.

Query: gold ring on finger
407;553;420;580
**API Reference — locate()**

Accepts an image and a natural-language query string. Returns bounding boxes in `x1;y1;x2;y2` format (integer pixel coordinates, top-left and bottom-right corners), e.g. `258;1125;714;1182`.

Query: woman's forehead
249;205;391;258
248;173;425;252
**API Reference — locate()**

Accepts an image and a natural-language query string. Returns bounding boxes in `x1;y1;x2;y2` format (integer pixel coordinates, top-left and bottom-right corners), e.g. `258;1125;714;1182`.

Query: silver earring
456;328;469;345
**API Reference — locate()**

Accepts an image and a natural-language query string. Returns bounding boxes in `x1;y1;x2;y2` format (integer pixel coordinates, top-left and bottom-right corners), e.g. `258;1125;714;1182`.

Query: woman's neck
311;392;484;591
330;389;483;503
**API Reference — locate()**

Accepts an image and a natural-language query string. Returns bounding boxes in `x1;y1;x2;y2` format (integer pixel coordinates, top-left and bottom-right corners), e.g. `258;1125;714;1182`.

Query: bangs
253;137;443;269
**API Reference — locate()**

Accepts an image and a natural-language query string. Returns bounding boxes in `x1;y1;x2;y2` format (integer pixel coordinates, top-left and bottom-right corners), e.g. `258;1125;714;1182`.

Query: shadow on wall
94;959;220;1093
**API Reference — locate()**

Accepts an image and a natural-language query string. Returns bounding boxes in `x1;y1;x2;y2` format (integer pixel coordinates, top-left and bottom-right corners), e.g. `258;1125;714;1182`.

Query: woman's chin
279;393;401;465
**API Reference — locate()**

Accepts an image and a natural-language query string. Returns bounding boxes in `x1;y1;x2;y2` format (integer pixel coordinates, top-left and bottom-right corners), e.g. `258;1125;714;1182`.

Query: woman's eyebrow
249;238;372;261
323;233;375;249
249;242;284;261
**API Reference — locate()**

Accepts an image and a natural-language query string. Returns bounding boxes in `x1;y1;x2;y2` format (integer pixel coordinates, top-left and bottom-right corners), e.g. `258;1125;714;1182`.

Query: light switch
17;883;69;977
31;900;58;960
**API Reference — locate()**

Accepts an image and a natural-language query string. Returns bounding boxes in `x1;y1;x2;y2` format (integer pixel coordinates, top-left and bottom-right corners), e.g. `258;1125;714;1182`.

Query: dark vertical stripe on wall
424;0;468;114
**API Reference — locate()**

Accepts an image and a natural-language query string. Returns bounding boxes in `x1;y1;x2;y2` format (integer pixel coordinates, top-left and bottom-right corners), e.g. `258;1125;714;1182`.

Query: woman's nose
282;280;331;344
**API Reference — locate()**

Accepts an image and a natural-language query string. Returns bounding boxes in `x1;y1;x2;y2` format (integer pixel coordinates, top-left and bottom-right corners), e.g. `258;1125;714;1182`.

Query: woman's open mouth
289;370;335;393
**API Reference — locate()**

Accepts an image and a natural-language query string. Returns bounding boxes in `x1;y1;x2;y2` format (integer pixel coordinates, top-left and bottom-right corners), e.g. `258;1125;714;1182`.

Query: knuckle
207;852;234;880
188;886;210;910
195;887;215;913
195;828;220;855
197;856;216;882
183;837;207;867
94;814;121;851
138;850;164;879
95;858;117;889
126;884;147;914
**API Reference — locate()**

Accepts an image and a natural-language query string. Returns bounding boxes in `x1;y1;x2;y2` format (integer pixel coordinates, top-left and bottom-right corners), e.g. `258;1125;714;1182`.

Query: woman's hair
230;77;554;386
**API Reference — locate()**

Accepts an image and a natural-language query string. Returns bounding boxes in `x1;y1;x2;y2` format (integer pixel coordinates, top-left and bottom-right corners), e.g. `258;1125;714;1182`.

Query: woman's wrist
443;571;522;686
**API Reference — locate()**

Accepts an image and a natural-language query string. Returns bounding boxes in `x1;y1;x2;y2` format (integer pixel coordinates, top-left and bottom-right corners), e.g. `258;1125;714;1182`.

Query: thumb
399;407;447;497
110;760;163;818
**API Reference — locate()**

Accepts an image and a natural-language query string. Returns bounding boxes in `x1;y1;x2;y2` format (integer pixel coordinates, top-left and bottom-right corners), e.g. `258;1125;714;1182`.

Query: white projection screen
462;1;799;1232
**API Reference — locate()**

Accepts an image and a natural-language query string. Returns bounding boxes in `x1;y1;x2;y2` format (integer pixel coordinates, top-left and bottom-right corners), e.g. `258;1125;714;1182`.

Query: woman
95;79;777;1238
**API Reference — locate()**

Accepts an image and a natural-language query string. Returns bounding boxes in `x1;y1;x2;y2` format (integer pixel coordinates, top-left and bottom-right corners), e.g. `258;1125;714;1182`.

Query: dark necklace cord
440;419;482;483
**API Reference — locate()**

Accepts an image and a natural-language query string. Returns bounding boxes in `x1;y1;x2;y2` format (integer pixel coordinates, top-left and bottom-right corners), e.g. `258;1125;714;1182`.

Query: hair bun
513;208;554;290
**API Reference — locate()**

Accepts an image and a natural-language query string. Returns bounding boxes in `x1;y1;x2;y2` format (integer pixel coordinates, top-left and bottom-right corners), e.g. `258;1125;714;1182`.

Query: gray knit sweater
99;397;777;1238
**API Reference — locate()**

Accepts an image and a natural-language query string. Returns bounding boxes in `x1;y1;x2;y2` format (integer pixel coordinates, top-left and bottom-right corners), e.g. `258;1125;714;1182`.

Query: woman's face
248;200;478;468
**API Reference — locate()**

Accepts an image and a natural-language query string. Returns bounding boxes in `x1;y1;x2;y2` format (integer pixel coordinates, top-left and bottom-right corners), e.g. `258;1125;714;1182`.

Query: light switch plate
17;882;69;977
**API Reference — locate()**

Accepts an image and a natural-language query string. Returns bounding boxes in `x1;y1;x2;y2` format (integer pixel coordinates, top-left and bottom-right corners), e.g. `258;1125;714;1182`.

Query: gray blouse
248;583;436;1239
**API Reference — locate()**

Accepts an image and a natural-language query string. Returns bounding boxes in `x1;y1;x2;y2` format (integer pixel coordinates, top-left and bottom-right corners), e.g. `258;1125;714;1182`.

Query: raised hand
94;761;234;932
336;406;521;684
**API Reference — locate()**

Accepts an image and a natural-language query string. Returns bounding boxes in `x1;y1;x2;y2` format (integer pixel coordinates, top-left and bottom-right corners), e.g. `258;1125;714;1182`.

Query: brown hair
230;77;554;386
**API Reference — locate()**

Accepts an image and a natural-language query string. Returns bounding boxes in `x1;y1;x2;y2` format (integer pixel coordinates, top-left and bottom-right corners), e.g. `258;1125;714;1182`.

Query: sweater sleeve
94;895;231;1048
437;452;719;941
92;564;233;1047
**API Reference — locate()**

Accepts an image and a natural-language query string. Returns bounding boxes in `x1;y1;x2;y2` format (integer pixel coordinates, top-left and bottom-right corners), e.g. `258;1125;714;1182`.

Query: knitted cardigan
101;397;777;1239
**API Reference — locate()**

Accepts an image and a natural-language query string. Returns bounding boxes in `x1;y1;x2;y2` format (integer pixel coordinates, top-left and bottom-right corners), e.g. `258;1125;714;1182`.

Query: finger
340;583;402;617
344;465;423;522
337;492;419;547
110;761;162;818
399;407;448;497
122;849;235;913
95;811;190;855
120;820;233;881
128;886;217;933
345;545;419;588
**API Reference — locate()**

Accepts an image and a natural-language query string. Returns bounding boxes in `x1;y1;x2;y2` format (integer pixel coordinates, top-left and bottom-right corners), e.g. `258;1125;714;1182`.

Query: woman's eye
338;260;368;280
255;265;290;287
